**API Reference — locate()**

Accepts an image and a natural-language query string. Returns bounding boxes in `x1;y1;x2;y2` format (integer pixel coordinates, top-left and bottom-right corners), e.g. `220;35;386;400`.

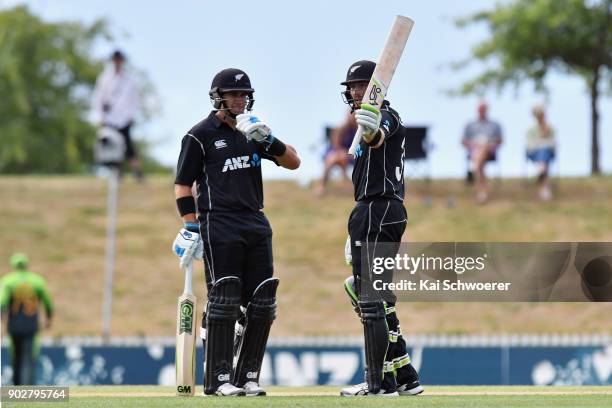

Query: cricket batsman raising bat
348;15;414;156
339;16;424;397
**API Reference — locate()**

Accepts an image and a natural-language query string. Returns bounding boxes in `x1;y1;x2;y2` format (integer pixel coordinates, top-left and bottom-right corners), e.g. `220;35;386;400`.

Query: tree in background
453;0;611;175
0;6;104;173
0;6;168;174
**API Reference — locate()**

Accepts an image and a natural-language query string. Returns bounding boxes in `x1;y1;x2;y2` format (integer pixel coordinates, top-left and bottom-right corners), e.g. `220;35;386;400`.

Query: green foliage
453;0;611;95
0;6;168;174
0;6;111;173
452;0;611;174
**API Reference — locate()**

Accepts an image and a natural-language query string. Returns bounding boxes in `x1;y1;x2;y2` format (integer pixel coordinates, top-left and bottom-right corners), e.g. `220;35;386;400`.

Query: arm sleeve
123;75;140;122
36;277;54;318
0;276;11;310
175;134;206;185
380;110;402;141
463;123;473;141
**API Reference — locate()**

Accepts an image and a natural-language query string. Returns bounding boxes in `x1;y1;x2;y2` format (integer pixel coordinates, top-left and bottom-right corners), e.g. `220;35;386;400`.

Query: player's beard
225;105;245;119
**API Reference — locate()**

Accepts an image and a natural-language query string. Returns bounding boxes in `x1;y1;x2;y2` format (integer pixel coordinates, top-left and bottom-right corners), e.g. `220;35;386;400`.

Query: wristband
176;196;196;217
184;222;200;233
263;135;287;156
366;129;382;147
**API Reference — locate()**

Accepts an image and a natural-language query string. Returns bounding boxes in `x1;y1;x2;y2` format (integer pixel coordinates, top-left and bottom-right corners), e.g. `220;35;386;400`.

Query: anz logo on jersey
222;153;261;172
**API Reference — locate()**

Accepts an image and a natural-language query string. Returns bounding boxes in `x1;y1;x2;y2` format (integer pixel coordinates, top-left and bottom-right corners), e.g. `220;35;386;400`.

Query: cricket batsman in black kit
172;68;300;396
339;60;423;397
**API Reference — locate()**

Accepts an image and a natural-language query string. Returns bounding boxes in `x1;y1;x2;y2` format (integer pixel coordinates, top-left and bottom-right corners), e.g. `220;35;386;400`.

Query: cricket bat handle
348;126;364;156
183;262;193;295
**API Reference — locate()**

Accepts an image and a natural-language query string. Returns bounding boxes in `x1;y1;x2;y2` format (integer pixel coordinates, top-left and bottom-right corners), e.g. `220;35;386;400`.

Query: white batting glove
345;235;352;266
355;104;382;142
236;114;272;142
172;227;203;269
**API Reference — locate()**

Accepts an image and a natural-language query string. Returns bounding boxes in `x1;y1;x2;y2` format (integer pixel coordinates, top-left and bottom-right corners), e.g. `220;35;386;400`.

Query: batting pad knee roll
247;278;279;321
233;277;279;387
207;277;242;321
359;300;386;321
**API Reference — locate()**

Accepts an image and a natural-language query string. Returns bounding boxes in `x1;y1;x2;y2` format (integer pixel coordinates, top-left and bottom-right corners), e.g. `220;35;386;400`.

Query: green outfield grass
4;386;612;408
1;175;611;336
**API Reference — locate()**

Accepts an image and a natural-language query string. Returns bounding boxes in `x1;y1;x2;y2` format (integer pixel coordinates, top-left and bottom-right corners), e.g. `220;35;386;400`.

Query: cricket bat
348;15;414;156
176;261;196;396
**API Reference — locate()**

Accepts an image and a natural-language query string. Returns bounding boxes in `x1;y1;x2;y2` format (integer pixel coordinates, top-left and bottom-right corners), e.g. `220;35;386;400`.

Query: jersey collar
210;111;223;128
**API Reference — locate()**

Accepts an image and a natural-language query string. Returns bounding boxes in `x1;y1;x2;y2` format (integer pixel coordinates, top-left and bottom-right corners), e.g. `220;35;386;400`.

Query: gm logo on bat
179;299;194;334
177;385;192;394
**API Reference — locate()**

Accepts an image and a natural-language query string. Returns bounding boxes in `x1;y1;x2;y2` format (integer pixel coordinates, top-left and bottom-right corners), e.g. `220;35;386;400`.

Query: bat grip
348;126;364;156
183;262;193;295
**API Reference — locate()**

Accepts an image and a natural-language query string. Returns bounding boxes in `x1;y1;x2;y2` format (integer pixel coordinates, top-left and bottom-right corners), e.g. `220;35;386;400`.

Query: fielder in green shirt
0;253;53;385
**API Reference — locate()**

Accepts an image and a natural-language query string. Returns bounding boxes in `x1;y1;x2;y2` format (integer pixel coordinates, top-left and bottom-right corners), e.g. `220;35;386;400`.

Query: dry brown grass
0;175;611;337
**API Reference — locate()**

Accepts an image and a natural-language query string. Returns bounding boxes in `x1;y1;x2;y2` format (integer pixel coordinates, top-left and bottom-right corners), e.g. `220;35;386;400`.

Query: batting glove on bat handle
349;104;382;155
355;104;382;141
172;227;203;269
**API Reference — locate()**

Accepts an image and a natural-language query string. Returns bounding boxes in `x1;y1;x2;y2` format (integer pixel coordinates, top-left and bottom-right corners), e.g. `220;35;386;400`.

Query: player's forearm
275;145;300;170
174;184;197;223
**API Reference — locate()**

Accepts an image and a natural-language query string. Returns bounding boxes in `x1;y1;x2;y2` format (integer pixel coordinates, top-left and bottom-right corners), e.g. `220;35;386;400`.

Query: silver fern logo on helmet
349;65;361;74
234;73;244;82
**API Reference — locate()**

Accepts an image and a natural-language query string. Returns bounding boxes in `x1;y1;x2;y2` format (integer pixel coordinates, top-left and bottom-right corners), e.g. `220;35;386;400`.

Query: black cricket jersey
175;111;278;212
352;100;405;202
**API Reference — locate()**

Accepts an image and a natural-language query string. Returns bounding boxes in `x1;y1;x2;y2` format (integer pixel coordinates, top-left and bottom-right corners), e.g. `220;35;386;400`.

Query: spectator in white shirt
462;101;503;204
92;50;143;180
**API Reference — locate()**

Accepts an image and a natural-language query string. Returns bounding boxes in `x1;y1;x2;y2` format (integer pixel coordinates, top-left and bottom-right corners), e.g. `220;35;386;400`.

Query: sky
4;0;611;180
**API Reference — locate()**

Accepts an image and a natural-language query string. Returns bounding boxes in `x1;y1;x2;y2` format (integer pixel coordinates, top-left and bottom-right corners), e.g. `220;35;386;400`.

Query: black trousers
10;333;37;385
117;122;136;159
348;198;407;296
199;210;274;305
348;199;414;383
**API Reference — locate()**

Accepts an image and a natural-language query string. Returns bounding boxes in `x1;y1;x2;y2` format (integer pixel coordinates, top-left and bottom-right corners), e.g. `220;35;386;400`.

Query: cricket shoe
397;380;424;395
397;363;424;395
340;383;398;397
206;383;246;396
243;381;266;396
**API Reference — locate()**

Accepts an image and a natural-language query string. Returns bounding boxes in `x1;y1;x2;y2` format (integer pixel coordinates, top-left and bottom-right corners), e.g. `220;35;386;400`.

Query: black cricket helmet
341;60;375;109
209;68;255;111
